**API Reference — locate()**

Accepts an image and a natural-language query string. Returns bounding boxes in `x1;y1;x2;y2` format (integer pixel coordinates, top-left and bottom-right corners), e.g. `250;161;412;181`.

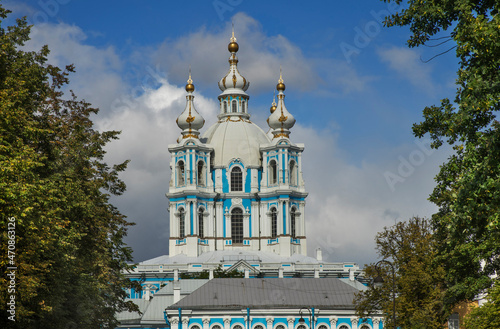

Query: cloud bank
22;13;447;268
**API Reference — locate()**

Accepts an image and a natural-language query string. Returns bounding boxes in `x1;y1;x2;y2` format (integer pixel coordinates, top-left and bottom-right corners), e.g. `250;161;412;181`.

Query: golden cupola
176;71;205;139
267;70;296;139
218;30;250;95
217;28;251;119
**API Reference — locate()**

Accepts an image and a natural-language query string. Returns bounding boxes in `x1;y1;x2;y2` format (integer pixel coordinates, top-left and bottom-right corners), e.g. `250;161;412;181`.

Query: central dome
202;119;270;167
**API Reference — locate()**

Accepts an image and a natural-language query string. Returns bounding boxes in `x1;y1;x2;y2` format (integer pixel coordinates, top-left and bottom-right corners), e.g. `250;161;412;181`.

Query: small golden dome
185;82;195;92
270;104;277;113
228;41;239;53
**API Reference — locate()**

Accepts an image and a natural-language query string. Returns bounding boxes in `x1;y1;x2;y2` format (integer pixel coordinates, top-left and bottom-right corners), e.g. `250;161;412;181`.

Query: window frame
271;207;277;238
289;160;297;186
178;208;185;239
290;207;297;238
197;160;205;186
177;160;185;186
269;159;277;185
198;208;204;238
231;166;243;192
231;208;244;244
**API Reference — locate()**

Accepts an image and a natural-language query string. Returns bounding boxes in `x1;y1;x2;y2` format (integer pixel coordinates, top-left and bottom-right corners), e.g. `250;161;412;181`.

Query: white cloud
23;23;125;113
150;12;369;96
377;46;436;94
292;124;447;266
22;16;448;267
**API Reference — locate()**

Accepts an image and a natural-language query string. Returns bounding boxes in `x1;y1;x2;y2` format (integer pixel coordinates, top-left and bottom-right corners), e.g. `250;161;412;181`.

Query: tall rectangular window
231;208;243;244
179;208;185;239
231;167;243;191
198;209;204;238
271;208;277;238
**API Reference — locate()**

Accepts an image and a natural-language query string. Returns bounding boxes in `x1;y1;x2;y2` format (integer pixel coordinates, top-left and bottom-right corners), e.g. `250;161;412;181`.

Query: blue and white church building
118;33;383;329
167;31;307;259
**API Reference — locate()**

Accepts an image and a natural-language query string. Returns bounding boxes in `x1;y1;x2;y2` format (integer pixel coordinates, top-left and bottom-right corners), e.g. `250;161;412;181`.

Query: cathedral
118;32;383;329
167;30;307;259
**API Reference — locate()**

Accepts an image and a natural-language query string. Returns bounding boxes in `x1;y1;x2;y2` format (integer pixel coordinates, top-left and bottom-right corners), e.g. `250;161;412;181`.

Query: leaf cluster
380;0;500;317
0;6;139;329
355;217;448;329
180;264;245;279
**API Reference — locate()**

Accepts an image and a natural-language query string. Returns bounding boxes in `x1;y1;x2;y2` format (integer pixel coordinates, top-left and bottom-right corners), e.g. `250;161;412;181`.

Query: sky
5;0;459;268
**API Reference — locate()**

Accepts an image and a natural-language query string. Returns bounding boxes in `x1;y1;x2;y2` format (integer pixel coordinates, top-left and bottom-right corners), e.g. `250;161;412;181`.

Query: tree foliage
380;0;500;312
0;5;139;328
355;217;448;329
180;264;245;279
464;283;500;329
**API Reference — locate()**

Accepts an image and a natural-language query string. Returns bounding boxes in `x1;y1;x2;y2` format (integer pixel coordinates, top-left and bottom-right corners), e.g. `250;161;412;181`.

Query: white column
182;318;189;329
287;317;294;329
266;317;274;329
171;318;179;329
203;317;211;329
223;317;231;329
329;317;337;329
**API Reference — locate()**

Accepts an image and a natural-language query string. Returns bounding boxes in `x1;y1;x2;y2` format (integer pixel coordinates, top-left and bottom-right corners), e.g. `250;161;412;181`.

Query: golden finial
230;22;237;42
185;66;195;92
276;66;285;91
228;22;239;53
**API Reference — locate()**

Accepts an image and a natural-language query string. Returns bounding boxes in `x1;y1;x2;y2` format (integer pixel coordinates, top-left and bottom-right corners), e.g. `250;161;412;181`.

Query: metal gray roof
168;278;360;310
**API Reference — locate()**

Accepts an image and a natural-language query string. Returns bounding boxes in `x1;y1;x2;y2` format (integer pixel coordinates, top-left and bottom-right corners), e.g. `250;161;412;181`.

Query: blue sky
5;0;458;267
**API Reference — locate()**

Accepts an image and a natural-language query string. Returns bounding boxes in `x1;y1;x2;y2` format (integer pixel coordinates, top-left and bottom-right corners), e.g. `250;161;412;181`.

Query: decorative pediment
226;259;260;274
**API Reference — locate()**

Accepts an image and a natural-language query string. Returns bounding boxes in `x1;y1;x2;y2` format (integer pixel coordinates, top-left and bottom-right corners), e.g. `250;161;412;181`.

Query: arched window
223;101;227;113
233;325;243;329
289;160;297;185
191;326;201;329
338;326;349;329
198;208;204;238
296;325;306;329
276;326;285;329
291;207;297;238
178;208;185;239
269;160;277;185
359;326;370;329
197;161;205;186
318;326;328;329
271;208;277;238
242;101;246;113
231;208;243;244
232;99;237;113
177;160;185;186
231;166;243;191
254;326;264;329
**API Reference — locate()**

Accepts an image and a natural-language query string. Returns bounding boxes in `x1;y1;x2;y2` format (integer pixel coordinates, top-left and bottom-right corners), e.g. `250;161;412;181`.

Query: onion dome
218;29;250;96
267;70;295;139
270;92;277;113
176;70;205;139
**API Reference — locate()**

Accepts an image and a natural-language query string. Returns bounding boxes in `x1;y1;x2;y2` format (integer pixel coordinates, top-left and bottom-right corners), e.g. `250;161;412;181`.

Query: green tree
464;283;500;329
378;0;500;313
0;5;139;328
355;217;448;329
